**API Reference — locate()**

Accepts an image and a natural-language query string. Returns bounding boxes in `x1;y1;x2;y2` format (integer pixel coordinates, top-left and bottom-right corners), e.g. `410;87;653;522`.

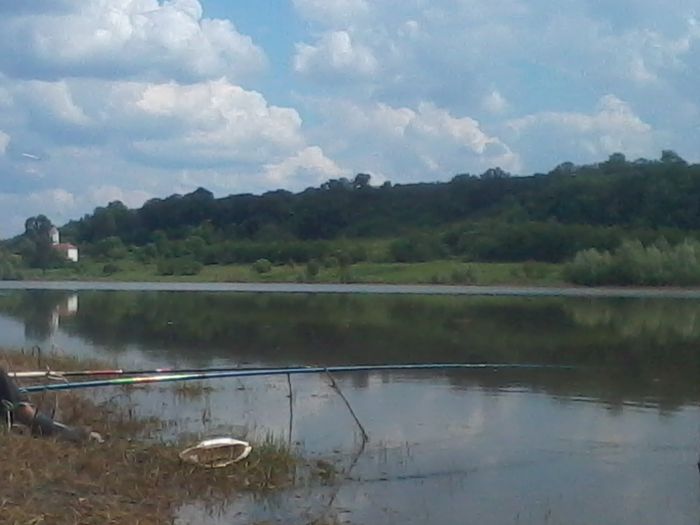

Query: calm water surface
0;289;698;524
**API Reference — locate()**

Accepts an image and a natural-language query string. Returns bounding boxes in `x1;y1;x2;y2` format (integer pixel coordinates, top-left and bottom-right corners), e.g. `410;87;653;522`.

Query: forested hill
63;151;699;245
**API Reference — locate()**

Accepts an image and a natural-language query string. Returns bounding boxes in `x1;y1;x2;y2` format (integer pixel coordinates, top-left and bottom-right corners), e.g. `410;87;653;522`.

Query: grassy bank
19;259;565;286
0;349;302;525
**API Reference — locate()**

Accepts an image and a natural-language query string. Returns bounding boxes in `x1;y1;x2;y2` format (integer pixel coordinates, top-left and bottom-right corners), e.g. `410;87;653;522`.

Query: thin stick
325;370;368;443
286;373;294;449
34;345;42;369
318;422;368;523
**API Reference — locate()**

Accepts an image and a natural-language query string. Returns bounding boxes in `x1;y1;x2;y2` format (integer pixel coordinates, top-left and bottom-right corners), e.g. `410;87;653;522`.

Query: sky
0;0;698;236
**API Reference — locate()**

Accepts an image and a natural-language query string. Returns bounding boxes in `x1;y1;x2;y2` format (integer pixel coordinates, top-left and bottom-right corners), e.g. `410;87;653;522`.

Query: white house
49;226;79;262
49;226;60;244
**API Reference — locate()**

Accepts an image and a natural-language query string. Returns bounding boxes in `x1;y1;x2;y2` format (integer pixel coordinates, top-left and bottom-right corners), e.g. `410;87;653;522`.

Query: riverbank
0;350;305;525
4;279;700;299
18;259;565;286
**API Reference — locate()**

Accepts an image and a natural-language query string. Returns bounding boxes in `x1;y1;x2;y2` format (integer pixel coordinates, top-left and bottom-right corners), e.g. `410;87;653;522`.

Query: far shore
3;280;700;299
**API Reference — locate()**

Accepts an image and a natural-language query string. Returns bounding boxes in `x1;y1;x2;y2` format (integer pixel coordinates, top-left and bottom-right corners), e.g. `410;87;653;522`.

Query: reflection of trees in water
59;293;583;365
0;290;75;342
443;366;700;415
565;298;700;342
0;291;698;408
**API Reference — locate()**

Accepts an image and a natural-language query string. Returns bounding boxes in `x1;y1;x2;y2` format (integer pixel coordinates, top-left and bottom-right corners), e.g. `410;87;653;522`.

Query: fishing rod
11;361;577;380
10;364;278;379
20;363;576;393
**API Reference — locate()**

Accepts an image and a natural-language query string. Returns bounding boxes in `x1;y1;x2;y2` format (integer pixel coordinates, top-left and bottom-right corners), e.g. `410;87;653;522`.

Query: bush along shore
0;348;315;525
12;258;565;286
564;239;700;286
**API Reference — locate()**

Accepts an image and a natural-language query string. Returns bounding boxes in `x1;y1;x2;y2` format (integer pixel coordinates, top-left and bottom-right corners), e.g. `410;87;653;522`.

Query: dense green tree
13;153;700;268
21;215;64;269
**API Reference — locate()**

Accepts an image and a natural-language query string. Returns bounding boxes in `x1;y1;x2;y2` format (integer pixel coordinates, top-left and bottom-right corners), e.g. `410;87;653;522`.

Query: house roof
54;243;77;251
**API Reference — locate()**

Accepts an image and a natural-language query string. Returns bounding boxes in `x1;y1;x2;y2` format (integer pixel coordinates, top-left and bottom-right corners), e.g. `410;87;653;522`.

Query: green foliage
252;258;272;274
57;153;700;250
337;263;353;283
389;234;445;262
92;236;128;260
19;215;66;269
18;153;700;273
103;263;120;275
305;259;320;280
445;221;621;263
156;257;203;276
0;251;23;280
134;244;158;263
450;265;478;284
24;215;53;240
565;238;700;286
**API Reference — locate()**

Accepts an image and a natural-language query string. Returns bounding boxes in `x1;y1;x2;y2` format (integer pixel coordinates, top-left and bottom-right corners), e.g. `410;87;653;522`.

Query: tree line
3;150;700;284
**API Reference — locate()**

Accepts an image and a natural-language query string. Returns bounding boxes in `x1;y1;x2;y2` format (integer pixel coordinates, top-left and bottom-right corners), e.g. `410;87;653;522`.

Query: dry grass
171;380;216;400
0;347;112;377
0;349;299;525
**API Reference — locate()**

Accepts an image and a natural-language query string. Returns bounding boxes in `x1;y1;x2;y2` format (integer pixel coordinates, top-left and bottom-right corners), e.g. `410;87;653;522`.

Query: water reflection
1;290;79;341
0;290;698;524
0;290;698;408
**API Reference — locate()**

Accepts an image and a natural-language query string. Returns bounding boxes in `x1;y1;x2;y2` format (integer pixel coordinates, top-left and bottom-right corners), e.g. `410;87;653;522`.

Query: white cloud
0;73;348;233
87;185;152;209
26;188;76;213
263;146;347;187
294;31;378;80
0;0;266;82
5;78;307;168
22;80;91;126
292;0;369;26
313;99;520;178
592;18;700;87
289;1;699;134
0;130;9;154
411;102;500;154
0;188;78;236
126;79;305;166
507;95;656;163
336;100;513;156
482;91;508;114
1;0;700;236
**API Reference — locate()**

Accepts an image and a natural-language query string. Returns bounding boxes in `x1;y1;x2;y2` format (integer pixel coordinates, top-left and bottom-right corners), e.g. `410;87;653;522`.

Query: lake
0;286;698;524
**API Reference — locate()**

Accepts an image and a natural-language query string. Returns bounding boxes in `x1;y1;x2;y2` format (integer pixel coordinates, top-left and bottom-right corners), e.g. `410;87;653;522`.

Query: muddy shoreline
3;280;700;299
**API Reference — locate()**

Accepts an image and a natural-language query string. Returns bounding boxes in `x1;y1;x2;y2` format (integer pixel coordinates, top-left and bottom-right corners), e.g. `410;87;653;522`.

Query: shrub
389;235;446;262
450;265;477;284
446;221;622;263
252;258;272;274
305;259;320;280
564;238;700;286
338;264;353;283
156;259;175;276
103;263;120;275
323;256;339;268
430;273;447;284
156;257;202;276
0;260;23;280
174;258;203;276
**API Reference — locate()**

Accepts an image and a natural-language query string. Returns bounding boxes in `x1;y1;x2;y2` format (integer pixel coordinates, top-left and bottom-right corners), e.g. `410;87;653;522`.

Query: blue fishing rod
21;363;576;393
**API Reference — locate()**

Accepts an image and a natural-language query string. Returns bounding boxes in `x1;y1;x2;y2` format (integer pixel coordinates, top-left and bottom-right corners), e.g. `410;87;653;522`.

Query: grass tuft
0;349;299;525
